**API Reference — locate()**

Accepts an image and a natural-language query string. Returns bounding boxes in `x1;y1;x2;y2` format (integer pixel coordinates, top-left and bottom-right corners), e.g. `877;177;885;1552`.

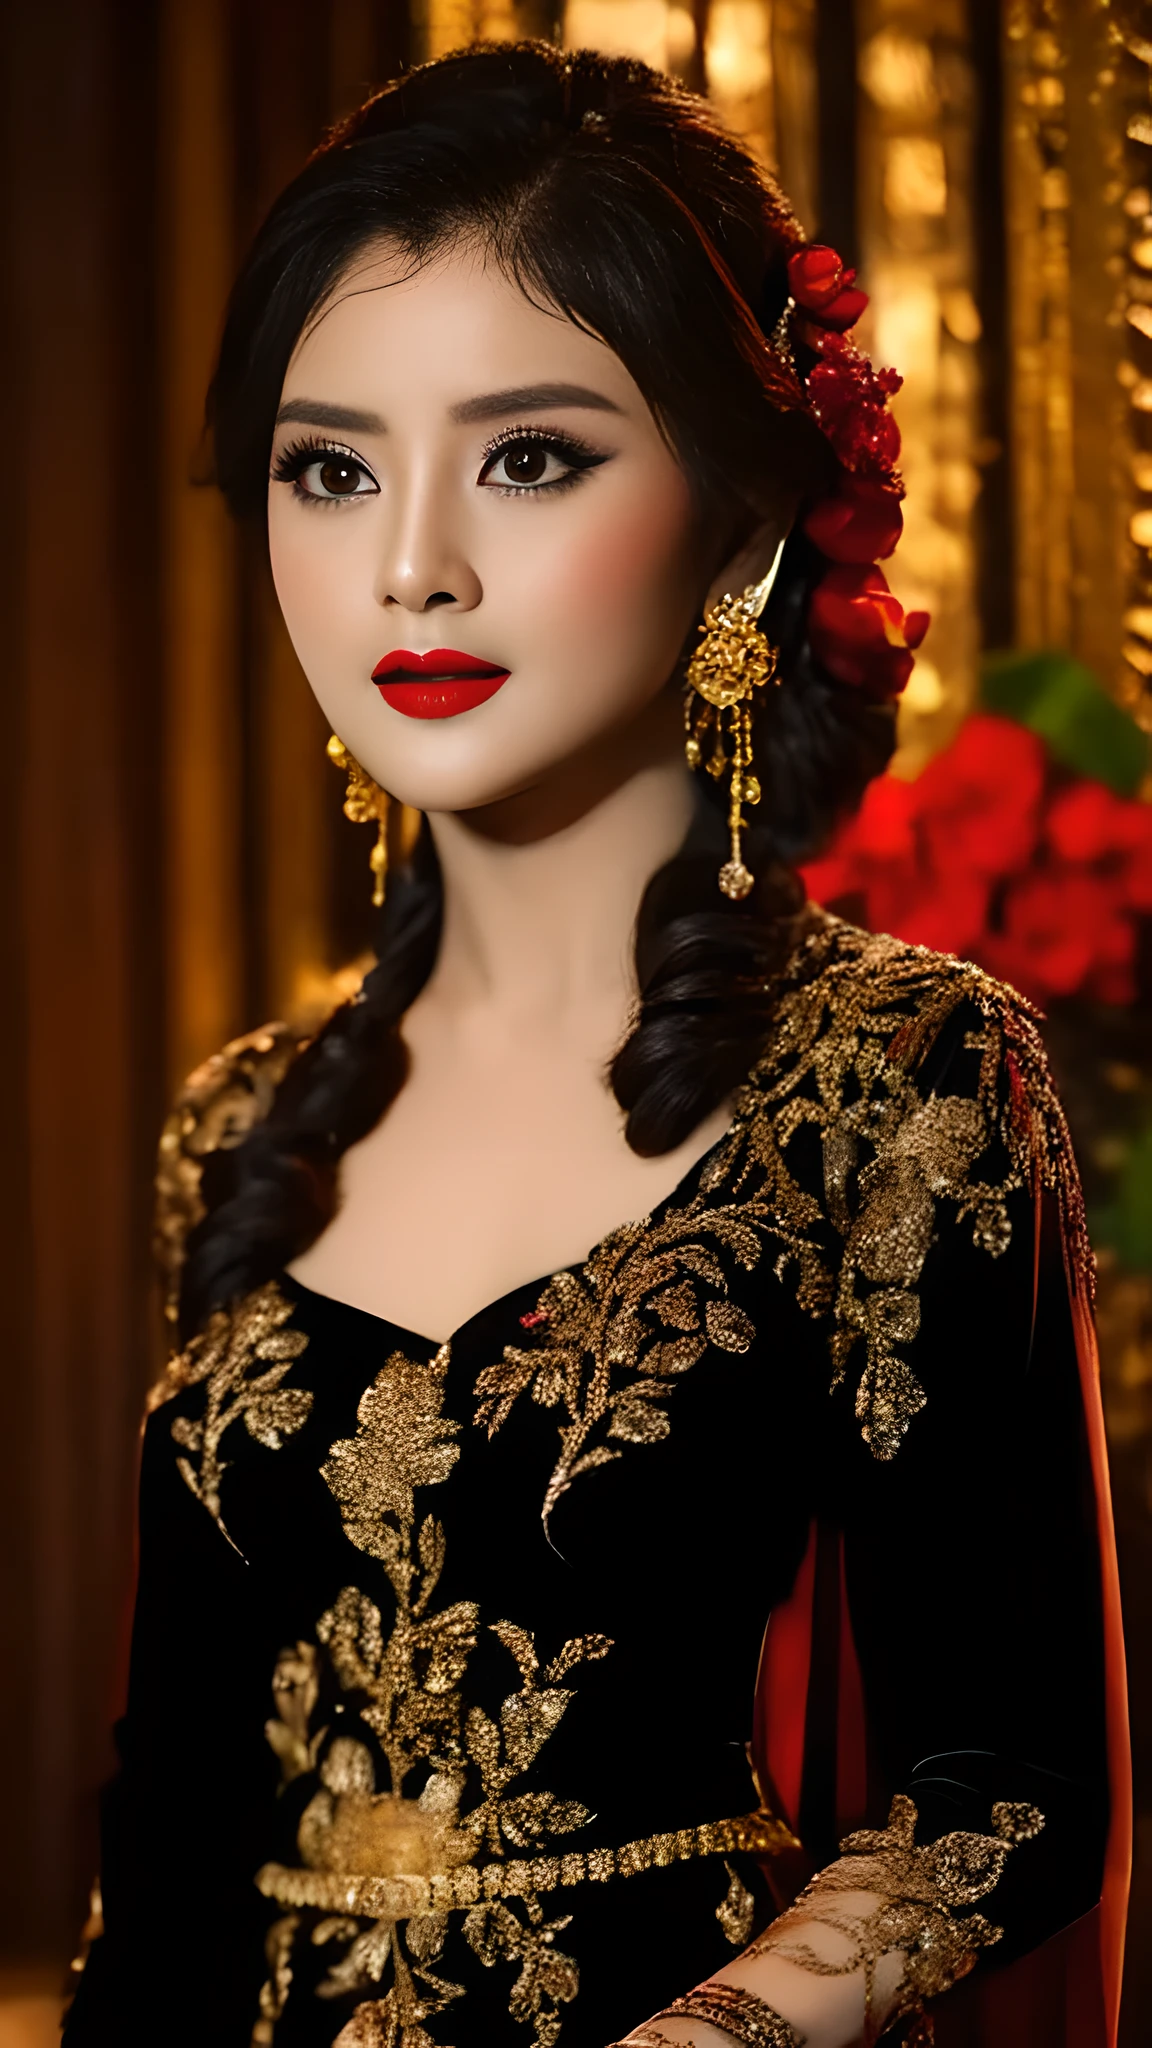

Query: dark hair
181;39;896;1340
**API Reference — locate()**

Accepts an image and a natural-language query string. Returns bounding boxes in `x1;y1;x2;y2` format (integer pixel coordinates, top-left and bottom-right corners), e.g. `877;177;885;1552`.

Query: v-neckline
278;907;833;1352
281;1097;746;1354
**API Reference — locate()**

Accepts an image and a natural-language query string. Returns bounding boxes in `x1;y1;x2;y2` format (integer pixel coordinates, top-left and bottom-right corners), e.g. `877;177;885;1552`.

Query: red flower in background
810;776;983;955
801;712;1152;1007
809;564;929;698
1046;782;1152;908
802;775;916;911
982;871;1136;1007
916;716;1045;877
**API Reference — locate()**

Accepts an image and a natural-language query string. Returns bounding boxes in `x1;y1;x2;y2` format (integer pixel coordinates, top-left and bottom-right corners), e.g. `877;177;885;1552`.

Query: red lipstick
372;648;510;720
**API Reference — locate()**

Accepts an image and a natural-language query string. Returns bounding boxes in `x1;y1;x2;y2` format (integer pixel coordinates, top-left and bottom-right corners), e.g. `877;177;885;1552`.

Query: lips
372;648;510;720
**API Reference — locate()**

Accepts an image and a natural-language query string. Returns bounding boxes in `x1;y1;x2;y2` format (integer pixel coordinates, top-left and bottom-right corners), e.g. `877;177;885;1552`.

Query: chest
154;1261;821;1735
143;1267;824;2048
290;1047;732;1340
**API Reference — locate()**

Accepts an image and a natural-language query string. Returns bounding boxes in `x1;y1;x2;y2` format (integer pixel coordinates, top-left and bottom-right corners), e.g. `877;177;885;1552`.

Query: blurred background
3;0;1152;2037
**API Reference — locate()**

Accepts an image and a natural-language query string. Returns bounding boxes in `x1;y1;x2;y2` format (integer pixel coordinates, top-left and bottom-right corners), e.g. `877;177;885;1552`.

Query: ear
703;509;795;617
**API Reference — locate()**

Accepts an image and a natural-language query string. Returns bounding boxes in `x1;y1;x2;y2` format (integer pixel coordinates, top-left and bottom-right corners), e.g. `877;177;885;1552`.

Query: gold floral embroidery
323;1347;462;1555
149;1281;311;1553
462;1899;579;2043
716;1860;756;1948
749;1792;1045;2046
484;914;1090;1482
707;916;1091;1459
255;1347;792;2044
251;1913;300;2046
255;1345;611;2047
153;1021;301;1328
474;1197;804;1528
265;1641;324;1786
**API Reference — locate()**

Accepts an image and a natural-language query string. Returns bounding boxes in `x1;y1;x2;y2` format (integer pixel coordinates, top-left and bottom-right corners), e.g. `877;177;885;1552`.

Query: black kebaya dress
64;915;1116;2048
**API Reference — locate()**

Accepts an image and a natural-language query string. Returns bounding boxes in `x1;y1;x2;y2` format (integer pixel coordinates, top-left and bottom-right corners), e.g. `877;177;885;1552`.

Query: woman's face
267;240;722;814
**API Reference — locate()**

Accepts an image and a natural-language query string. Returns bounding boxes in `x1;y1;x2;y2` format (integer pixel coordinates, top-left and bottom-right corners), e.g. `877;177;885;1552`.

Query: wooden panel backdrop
0;0;411;1968
2;0;164;1965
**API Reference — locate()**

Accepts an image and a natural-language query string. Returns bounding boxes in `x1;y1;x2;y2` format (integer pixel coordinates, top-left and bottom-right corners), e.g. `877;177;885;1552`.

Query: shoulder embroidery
475;914;1091;1487
147;1279;312;1554
715;916;1091;1458
154;1020;303;1330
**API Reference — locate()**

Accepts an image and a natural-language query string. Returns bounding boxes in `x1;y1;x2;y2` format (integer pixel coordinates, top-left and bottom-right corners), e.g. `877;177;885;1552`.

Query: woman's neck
420;688;694;1028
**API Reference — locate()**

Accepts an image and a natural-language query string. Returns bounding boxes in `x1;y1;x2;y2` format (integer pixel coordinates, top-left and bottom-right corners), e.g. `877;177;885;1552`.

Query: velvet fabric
66;930;1120;2047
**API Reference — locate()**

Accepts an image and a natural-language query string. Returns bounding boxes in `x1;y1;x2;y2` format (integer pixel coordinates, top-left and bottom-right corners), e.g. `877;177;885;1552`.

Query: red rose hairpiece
809;564;929;700
787;244;869;335
642;206;925;703
779;242;927;700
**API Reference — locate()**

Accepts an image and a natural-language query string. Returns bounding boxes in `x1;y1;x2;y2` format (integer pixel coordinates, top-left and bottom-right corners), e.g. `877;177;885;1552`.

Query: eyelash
270;435;376;506
269;424;608;505
477;424;607;497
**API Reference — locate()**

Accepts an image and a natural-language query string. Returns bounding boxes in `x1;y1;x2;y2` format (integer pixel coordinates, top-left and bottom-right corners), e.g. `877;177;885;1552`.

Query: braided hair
182;41;897;1340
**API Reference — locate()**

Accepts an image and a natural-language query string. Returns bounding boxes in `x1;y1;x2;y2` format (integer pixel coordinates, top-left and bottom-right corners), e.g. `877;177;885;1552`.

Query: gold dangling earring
326;734;389;907
684;562;780;900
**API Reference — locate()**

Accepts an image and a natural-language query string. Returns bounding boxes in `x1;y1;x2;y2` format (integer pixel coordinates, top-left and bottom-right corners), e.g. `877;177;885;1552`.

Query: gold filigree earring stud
684;551;783;900
327;734;389;907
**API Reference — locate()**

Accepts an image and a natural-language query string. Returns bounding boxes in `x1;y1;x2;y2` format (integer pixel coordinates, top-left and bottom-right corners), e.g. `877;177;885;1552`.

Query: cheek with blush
268;519;389;738
526;483;705;683
269;520;377;658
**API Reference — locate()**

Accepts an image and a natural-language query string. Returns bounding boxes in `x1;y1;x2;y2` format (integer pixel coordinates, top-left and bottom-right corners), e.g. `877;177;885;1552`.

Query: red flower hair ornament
810;565;930;699
802;476;904;564
787;245;869;333
780;243;929;701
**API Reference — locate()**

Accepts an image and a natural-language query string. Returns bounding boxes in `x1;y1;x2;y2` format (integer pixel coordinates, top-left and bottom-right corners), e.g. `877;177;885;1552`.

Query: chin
358;701;651;816
375;760;545;814
355;729;574;815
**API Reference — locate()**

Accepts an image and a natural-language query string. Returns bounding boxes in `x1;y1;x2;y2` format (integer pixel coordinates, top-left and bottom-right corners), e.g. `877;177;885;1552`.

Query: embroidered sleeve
749;1795;1044;2045
733;921;1108;1988
711;915;1092;1460
153;1020;302;1329
821;962;1090;1462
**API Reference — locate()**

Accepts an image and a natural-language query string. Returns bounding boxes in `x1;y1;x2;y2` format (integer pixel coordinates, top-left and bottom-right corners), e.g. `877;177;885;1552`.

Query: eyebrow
273;383;623;435
448;382;624;424
275;399;385;432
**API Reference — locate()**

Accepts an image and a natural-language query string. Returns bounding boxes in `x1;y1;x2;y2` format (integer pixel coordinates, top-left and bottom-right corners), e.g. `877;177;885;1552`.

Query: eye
484;439;559;488
478;427;606;496
271;437;379;503
308;453;374;498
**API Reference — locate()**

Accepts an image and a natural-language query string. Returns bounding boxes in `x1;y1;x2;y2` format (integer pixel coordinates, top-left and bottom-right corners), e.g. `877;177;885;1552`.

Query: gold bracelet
658;1982;803;2048
606;2032;695;2048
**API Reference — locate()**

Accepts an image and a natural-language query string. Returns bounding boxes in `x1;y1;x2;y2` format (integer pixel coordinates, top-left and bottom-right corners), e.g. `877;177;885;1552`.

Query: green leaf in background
1092;1123;1152;1273
980;648;1150;797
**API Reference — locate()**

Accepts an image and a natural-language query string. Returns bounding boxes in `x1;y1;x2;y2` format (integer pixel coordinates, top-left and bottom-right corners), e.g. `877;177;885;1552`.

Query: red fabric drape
1069;1287;1132;2048
752;1212;1130;2045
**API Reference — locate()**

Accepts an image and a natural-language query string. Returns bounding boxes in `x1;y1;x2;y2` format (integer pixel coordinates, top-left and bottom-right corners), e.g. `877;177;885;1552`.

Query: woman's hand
614;1880;908;2048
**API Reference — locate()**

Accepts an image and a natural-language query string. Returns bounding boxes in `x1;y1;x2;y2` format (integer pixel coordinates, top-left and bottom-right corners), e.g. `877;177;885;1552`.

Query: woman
65;41;1127;2048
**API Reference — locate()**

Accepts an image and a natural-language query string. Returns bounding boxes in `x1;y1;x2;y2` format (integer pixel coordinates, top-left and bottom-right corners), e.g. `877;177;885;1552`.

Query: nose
374;464;482;615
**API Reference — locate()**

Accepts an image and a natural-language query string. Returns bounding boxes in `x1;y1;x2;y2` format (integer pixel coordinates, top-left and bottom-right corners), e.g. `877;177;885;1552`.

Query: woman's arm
619;1000;1113;2048
63;1375;279;2043
616;1889;903;2045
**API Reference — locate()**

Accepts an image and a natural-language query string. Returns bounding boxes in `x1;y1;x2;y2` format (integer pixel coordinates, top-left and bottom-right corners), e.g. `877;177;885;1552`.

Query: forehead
281;240;642;416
